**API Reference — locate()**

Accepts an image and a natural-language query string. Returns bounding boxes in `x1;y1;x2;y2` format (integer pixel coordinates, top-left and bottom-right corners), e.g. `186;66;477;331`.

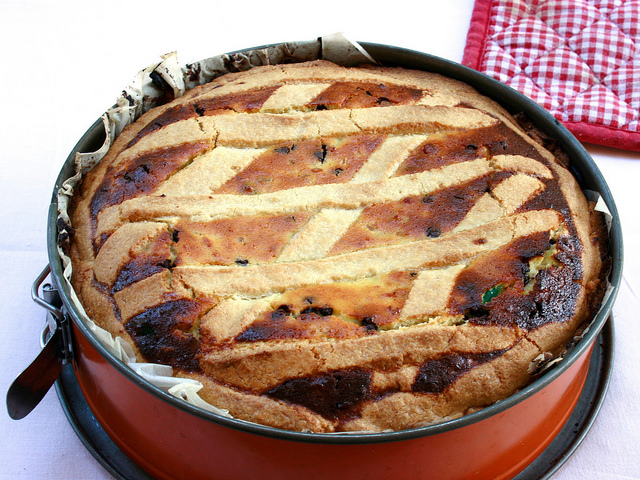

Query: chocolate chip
334;168;343;176
314;144;328;163
300;306;334;316
270;305;292;321
271;310;288;321
172;229;180;243
275;146;291;154
361;317;378;331
425;226;441;238
276;305;292;314
422;195;434;204
123;164;150;182
235;258;249;266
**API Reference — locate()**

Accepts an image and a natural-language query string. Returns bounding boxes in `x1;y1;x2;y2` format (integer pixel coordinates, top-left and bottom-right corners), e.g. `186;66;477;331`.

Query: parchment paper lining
54;34;613;431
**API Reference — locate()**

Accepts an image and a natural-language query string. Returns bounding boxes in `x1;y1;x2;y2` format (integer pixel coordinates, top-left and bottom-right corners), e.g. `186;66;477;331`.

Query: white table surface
1;1;639;478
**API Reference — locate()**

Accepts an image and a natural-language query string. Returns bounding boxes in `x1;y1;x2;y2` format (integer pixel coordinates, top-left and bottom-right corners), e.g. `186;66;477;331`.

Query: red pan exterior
72;320;593;480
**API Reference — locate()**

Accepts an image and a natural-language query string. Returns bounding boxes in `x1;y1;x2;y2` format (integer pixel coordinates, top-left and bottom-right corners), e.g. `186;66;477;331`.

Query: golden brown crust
68;60;607;433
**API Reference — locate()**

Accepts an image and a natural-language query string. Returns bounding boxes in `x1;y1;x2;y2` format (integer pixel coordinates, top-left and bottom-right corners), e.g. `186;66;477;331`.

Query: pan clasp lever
6;265;73;420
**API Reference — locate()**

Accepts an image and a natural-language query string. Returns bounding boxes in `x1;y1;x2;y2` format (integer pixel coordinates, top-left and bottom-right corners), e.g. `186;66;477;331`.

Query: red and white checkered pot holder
463;0;640;151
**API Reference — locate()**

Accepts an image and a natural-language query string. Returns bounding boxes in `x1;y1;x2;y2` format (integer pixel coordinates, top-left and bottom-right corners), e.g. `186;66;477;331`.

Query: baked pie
68;60;608;432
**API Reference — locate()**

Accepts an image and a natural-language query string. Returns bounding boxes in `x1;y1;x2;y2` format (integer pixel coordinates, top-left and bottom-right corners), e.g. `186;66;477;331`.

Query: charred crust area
112;257;166;293
263;348;507;422
412;349;508;394
450;231;583;330
124;299;205;372
265;368;373;422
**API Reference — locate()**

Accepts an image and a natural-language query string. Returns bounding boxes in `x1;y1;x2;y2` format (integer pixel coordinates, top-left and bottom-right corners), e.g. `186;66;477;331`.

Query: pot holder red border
463;0;640;152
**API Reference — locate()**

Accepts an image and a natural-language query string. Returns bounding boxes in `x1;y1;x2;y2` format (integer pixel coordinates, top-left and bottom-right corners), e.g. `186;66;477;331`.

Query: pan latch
33;265;73;362
6;265;73;420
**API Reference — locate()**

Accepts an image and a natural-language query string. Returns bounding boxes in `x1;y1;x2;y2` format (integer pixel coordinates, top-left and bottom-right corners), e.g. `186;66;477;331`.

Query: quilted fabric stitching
464;0;640;150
